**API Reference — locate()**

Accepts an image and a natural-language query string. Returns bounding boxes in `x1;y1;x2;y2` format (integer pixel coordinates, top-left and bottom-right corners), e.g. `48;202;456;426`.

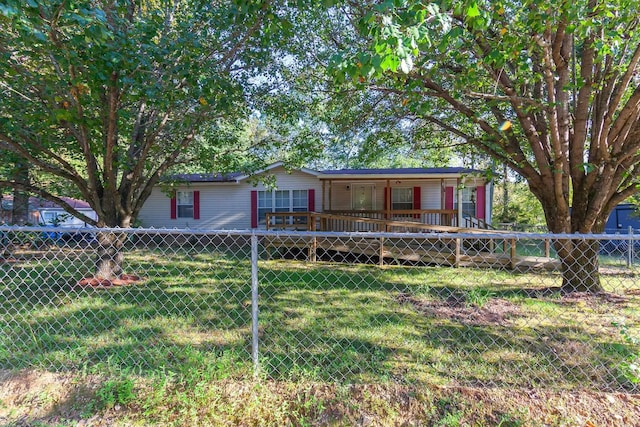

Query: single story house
1;195;97;227
138;162;493;231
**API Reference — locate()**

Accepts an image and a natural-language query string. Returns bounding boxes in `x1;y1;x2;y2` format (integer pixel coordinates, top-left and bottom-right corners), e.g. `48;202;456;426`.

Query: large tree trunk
555;238;604;294
540;192;606;294
95;231;127;280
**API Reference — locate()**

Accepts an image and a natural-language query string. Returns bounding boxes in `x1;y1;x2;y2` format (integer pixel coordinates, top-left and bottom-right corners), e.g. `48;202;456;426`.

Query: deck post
264;214;271;260
309;213;317;262
385;179;391;220
457;179;462;227
440;178;445;218
510;238;517;269
544;238;550;258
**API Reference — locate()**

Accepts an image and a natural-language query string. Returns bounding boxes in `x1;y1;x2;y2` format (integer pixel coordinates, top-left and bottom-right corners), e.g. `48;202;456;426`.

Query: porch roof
317;167;483;180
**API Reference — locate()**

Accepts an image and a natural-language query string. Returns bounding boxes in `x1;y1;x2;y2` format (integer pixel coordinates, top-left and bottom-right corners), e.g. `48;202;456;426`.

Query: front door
352;184;375;210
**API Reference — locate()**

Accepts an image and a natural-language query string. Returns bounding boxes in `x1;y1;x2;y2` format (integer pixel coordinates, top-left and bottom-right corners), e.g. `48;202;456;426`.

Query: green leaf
467;3;480;18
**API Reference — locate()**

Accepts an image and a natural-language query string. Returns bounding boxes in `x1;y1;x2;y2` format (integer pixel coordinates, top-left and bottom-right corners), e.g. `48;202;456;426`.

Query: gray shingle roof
319;167;482;175
163;172;245;182
164;166;483;182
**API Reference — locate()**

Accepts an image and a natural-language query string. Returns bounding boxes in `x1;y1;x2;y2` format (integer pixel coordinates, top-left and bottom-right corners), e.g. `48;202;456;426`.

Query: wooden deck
264;212;558;270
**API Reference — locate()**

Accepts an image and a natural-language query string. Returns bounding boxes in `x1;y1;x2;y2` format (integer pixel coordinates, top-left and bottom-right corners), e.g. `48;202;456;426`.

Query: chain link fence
1;226;638;392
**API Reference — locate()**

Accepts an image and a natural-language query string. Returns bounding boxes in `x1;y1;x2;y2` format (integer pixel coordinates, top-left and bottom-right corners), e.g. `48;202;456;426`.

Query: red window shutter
170;193;177;219
476;185;486;220
413;186;421;218
308;189;315;211
193;190;200;219
250;190;258;228
445;187;454;210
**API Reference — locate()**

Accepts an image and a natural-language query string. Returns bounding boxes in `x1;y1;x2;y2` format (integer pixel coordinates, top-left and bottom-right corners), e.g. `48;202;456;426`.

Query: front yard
1;241;639;425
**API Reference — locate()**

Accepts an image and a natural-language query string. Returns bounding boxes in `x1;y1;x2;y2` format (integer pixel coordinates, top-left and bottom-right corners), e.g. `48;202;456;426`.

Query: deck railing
265;212;314;231
265;211;492;234
322;209;458;227
461;215;494;230
264;210;494;232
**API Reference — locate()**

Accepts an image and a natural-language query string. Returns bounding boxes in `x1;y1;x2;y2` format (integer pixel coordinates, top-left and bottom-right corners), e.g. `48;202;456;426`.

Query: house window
459;187;476;218
41;211;59;225
258;191;273;224
392;187;413;210
177;191;194;218
274;190;290;212
352;184;375;210
258;190;308;224
292;190;308;212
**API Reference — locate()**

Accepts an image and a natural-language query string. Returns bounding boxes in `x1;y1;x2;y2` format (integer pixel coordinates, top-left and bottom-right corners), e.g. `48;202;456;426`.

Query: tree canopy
0;0;293;228
0;0;307;278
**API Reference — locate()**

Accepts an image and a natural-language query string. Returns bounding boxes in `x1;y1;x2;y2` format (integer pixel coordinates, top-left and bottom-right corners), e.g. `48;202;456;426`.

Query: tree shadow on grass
1;250;638;393
257;265;639;391
0;279;256;376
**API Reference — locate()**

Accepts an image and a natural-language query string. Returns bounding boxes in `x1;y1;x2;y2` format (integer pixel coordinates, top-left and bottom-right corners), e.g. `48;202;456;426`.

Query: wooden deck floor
264;235;560;270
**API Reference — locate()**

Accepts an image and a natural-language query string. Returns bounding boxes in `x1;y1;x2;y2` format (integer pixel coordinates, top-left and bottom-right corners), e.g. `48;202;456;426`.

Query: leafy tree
327;0;640;293
492;179;546;228
0;0;288;278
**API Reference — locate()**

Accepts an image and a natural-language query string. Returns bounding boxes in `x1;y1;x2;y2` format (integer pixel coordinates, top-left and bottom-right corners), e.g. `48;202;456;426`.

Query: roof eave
317;172;484;180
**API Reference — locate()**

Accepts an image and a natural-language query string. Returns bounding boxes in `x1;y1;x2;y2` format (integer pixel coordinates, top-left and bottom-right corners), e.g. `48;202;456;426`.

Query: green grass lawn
1;243;639;425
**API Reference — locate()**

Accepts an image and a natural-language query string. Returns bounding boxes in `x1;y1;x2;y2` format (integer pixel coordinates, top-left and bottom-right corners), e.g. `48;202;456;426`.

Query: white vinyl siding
329;181;446;211
138;166;320;230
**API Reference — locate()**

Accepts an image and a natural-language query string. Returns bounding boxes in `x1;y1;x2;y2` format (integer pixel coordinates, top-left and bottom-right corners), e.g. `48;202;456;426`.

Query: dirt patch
397;292;522;326
77;274;144;289
557;291;630;306
0;370;107;426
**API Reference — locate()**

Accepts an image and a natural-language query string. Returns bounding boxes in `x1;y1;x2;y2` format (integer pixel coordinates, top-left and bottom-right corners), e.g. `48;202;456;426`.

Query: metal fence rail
1;226;638;393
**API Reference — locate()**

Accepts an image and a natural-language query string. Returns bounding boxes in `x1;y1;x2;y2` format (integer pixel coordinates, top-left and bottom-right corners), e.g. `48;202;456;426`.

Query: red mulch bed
77;274;143;289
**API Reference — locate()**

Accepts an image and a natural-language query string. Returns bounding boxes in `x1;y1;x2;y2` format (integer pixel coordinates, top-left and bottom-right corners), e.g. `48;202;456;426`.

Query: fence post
628;226;633;268
251;233;260;378
544;239;550;258
309;214;317;262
